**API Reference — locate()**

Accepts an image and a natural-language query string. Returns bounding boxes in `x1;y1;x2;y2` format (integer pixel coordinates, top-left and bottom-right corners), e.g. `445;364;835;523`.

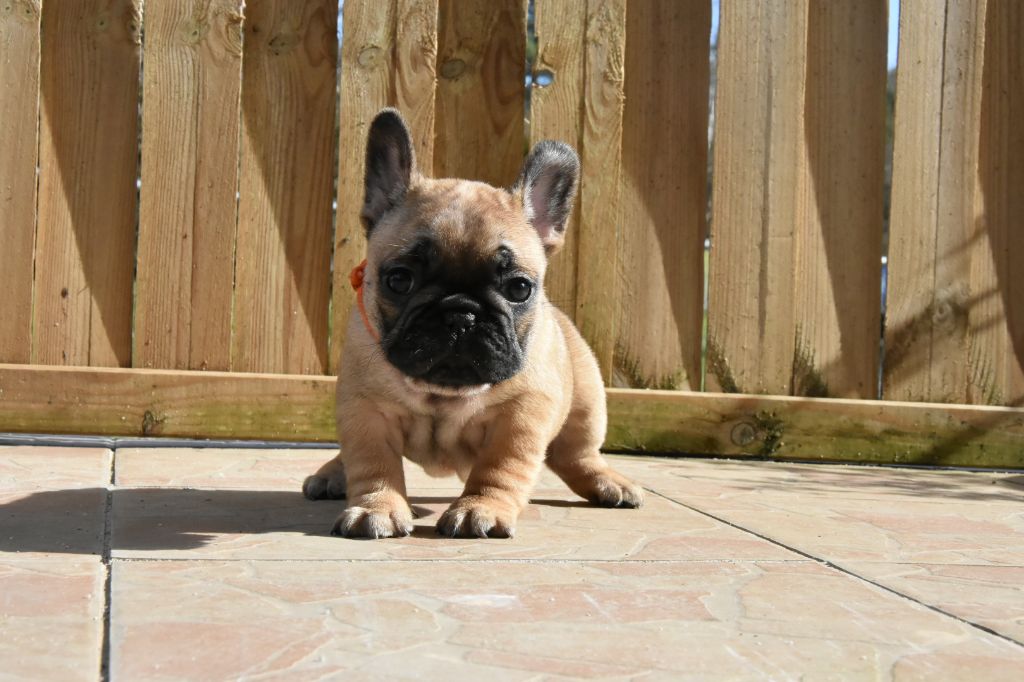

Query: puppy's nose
439;294;481;332
444;309;476;332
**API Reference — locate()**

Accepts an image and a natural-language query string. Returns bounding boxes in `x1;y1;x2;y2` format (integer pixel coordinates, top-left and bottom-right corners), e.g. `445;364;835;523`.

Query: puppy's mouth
403;376;492;398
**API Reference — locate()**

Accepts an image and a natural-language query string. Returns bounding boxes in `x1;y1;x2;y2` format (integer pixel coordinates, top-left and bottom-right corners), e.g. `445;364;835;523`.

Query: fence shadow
800;1;885;399
35;2;140;366
976;0;1024;405
0;488;590;555
235;2;337;373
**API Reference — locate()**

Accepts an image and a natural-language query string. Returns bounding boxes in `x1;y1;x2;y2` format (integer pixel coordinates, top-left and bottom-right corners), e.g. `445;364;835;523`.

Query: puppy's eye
502;277;533;303
385;267;415;295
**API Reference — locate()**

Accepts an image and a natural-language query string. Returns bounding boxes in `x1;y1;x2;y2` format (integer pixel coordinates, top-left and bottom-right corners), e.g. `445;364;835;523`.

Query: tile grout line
104;556;812;564
644;487;1024;650
99;448;117;682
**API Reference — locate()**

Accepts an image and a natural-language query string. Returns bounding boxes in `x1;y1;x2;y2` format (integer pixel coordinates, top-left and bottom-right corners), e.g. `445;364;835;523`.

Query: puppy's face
358;110;579;391
370;185;543;388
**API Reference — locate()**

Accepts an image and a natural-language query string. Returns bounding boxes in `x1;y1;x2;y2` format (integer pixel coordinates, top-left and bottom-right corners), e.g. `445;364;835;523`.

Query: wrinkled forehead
371;179;545;275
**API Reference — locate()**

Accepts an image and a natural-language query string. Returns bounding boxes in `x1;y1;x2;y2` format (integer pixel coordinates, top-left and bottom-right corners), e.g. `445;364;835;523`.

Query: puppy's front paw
436;496;518;539
302;457;347;500
332;496;413;539
302;473;347;500
586;470;645;508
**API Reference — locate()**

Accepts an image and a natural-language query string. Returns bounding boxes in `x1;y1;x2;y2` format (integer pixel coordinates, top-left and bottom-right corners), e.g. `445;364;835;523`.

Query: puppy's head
359;108;579;393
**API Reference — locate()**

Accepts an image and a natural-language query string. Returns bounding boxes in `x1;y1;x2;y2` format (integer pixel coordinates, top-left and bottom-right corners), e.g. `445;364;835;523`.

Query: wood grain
884;0;1024;406
529;0;585;318
705;2;806;395
574;0;626;382
883;0;948;402
972;0;1024;406
0;364;335;441
603;387;1024;468
707;2;886;398
331;0;439;373
793;0;886;398
614;0;709;390
33;0;142;367
2;363;1021;468
233;0;337;375
134;0;244;371
433;0;525;185
0;0;40;363
394;0;439;165
332;1;394;374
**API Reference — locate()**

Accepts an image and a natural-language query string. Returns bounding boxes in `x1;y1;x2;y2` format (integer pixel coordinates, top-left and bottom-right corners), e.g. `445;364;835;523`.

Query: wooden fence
0;0;1021;467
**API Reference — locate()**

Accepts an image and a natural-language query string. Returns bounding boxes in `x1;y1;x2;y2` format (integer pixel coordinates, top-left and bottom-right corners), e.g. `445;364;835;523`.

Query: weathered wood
1;364;1021;468
614;0;709;390
885;0;985;403
574;0;626;382
331;0;394;374
0;0;40;363
794;0;886;398
706;2;806;395
433;0;525;185
233;0;337;375
134;0;244;371
972;0;1024;406
0;364;335;442
603;388;1024;469
530;0;585;318
707;1;886;398
884;0;1022;406
884;0;947;402
34;0;142;367
331;0;438;373
394;0;439;165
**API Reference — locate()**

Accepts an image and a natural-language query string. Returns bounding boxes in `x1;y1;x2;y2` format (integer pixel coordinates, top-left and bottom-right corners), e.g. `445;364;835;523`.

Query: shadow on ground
0;489;592;555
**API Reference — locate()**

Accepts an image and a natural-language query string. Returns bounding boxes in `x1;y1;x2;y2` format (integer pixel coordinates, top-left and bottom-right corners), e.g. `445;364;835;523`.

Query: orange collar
349;259;379;342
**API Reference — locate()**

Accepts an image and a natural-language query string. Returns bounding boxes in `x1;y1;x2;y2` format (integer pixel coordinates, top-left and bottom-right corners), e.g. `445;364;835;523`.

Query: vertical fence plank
882;0;947;402
34;0;142;367
793;0;886;398
887;0;1023;406
613;0;709;390
394;0;438;164
530;0;585;319
884;0;987;403
433;0;525;185
332;0;394;374
973;0;1024;405
134;0;244;370
705;3;806;395
233;0;337;375
331;0;439;373
0;0;40;363
707;1;886;397
574;0;626;381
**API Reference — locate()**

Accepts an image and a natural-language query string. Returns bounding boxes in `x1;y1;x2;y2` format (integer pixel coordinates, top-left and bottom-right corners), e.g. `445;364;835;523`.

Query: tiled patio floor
1;445;1023;680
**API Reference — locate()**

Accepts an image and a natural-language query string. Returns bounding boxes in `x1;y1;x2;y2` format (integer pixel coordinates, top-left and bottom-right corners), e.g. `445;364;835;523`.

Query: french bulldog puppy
303;108;643;539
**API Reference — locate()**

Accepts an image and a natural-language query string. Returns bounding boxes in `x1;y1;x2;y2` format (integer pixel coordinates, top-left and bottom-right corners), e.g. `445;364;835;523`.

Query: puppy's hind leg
546;403;644;509
302;452;347;500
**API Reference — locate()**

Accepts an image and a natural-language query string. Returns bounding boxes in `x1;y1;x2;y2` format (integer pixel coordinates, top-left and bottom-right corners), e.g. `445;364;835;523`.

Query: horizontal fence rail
1;364;1022;468
0;0;1021;465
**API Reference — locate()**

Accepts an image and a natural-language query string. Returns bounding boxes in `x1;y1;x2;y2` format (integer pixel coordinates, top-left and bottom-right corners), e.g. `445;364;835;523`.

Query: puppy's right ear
362;108;416;233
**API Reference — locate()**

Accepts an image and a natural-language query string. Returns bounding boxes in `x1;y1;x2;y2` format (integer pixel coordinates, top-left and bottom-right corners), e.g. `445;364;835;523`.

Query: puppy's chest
401;411;488;478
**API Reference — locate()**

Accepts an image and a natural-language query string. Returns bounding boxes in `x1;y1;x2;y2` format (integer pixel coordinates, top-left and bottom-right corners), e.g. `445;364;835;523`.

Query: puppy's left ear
513;140;580;253
362;108;417;233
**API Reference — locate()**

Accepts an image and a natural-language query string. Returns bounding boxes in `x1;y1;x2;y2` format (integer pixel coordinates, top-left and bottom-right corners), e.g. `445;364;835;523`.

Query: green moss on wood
792;327;829;398
705;337;739;393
